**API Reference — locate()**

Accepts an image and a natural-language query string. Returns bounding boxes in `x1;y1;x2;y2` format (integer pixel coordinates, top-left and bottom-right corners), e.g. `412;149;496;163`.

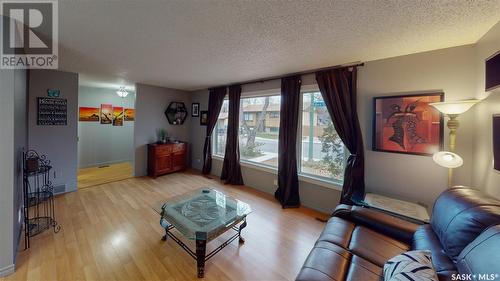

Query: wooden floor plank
7;170;327;281
78;162;133;189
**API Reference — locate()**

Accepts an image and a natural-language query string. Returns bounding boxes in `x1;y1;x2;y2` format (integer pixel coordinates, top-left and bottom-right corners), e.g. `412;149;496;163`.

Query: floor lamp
430;100;479;187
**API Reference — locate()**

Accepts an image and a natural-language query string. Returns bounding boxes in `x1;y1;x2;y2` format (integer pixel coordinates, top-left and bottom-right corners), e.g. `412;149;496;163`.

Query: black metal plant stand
23;150;61;249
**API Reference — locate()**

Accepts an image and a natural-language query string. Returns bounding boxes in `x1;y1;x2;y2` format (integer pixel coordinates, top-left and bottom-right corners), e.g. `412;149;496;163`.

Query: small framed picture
200;111;208;126
192;103;200;117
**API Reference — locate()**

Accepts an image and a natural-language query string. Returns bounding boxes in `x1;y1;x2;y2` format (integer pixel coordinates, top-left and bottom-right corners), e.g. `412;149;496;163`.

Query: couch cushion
296;241;351;281
412;224;457;280
430;187;500;262
317;217;356;249
348;226;410;267
456;225;500;277
345;255;383;281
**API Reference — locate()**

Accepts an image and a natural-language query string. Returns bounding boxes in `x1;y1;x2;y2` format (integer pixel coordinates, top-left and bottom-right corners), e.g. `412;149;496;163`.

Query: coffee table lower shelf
160;217;248;278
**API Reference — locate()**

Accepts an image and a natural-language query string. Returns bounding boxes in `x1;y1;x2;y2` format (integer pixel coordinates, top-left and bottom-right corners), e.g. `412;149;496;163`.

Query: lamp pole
447;114;459;187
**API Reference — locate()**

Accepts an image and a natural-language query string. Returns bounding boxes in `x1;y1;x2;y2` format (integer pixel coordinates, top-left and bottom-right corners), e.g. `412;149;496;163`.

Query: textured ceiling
58;0;500;91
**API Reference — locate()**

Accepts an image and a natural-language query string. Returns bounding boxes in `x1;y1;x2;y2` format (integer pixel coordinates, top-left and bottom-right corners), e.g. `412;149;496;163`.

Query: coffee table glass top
154;188;251;241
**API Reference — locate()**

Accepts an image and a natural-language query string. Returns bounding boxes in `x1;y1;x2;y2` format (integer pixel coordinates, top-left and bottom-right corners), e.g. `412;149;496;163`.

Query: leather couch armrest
333;204;422;244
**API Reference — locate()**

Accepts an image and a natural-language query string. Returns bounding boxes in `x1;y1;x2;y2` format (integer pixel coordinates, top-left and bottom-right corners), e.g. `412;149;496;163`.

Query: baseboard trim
0;264;15;277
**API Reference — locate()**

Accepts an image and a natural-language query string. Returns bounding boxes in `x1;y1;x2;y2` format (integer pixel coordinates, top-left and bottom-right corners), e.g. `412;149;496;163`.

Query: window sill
212;155;342;191
298;173;343;191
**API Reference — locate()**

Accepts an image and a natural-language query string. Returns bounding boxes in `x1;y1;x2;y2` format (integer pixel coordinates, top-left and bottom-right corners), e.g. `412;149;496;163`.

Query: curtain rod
210;62;364;90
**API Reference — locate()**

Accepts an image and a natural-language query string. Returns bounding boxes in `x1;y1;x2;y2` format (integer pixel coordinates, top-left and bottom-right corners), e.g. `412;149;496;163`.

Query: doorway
77;84;135;189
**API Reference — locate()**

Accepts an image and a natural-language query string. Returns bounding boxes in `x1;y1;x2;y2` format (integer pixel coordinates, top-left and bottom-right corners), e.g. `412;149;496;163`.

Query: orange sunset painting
124;108;135;121
100;104;113;124
113;106;124;126
79;107;99;122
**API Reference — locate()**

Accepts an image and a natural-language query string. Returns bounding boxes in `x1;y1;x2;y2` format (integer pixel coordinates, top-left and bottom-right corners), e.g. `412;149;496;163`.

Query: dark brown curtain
274;75;301;208
202;87;227;175
315;67;365;204
221;85;244;185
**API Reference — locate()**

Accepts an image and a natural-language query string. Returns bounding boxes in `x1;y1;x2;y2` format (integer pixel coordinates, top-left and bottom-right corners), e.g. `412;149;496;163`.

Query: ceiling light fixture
116;87;129;98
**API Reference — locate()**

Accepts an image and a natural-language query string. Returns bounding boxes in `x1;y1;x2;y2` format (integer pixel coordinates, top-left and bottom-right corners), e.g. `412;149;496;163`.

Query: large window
300;92;344;182
213;91;345;184
239;95;281;167
213;100;229;156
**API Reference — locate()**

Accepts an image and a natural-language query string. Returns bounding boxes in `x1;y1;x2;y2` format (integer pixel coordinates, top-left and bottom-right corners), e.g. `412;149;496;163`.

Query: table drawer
156;145;172;155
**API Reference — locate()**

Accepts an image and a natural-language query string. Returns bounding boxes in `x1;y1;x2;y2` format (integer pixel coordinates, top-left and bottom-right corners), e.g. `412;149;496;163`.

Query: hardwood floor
5;170;327;281
78;162;133;189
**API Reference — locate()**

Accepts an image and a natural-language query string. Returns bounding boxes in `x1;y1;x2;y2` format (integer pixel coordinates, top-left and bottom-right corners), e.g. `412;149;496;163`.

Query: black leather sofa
296;187;500;281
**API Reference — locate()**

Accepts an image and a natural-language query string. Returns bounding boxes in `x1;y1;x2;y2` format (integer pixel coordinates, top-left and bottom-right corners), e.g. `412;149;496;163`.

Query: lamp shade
433;151;463;168
429;100;479;115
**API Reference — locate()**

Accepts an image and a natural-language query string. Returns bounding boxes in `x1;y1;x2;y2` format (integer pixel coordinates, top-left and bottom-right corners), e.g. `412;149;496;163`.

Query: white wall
134;83;191;176
28;70;79;193
359;45;477;208
471;21;500;199
78;86;135;168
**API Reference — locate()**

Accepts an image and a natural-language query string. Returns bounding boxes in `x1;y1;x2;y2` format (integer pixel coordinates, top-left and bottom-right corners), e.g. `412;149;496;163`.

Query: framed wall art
200;110;208;126
79;107;99;122
113;106;124;126
124;108;135;121
372;92;444;156
192;103;200;117
100;104;113;124
37;97;67;126
494;114;500;171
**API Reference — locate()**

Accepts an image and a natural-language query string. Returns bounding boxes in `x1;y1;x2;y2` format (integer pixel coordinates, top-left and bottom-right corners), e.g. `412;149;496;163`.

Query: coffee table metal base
161;218;247;278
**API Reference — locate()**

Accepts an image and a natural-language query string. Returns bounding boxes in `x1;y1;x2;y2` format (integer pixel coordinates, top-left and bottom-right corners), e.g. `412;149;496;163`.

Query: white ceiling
57;0;500;91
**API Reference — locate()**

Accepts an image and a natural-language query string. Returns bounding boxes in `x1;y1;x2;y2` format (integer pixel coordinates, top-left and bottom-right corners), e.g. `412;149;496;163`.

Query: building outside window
243;112;254;121
239;95;281;167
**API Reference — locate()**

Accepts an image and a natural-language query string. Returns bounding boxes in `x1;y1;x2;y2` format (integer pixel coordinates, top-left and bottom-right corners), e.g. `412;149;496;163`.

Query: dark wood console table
148;142;187;178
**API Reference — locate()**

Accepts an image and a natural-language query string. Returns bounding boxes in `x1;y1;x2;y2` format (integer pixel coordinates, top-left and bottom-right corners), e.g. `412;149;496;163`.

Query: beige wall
28;70;79;193
134;83;191;176
359;45;477;208
471;21;500;199
0;69;16;276
0;67;27;277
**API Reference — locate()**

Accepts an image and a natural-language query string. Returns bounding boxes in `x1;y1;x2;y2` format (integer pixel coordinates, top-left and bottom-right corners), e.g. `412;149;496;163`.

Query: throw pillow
384;250;438;281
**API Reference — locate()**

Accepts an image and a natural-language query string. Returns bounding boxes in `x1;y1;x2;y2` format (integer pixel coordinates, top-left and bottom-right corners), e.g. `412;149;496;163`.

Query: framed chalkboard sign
37;97;67;125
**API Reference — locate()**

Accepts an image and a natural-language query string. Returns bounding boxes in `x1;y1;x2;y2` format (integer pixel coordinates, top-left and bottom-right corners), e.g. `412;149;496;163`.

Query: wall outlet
273;179;278;186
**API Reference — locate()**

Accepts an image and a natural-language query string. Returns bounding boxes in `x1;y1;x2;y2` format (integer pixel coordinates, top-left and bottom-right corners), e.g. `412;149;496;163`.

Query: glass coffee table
154;188;251;278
